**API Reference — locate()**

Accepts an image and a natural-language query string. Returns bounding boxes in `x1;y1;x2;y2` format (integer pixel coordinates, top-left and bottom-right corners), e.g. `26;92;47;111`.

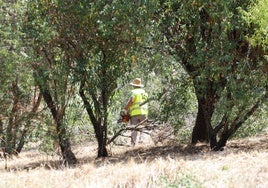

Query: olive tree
73;1;154;157
157;0;267;150
24;0;77;164
24;0;155;158
0;0;42;156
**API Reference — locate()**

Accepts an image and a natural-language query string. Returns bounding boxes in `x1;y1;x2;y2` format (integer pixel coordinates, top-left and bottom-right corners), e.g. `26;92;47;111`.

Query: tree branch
107;119;149;145
214;115;228;134
230;97;264;134
79;80;98;126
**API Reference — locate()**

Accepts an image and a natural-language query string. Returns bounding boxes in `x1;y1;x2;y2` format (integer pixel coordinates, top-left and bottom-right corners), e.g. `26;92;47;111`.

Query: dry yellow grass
1;133;268;188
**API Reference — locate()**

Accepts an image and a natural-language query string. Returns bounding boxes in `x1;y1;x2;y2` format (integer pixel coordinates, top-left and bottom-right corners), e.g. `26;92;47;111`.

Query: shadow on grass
93;143;209;167
4;132;268;171
3;143;209;171
90;131;268;167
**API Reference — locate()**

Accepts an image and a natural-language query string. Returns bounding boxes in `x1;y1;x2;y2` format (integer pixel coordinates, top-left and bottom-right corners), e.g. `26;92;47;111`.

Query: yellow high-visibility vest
129;88;148;117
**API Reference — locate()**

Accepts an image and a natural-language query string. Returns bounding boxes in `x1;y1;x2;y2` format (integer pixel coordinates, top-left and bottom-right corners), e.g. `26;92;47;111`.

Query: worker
124;78;148;146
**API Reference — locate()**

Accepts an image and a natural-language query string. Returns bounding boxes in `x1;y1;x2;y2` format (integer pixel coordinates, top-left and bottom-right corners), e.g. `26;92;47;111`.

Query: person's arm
124;96;134;111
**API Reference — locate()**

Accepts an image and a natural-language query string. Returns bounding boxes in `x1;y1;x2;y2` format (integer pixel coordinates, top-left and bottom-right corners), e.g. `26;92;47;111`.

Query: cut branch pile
107;119;176;145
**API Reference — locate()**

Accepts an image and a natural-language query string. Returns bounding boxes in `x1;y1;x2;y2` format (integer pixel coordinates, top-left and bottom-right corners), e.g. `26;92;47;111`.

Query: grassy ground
1;132;267;188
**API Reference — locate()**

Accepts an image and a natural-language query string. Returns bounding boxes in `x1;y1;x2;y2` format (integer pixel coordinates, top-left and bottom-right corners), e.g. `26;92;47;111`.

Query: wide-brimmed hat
130;78;144;87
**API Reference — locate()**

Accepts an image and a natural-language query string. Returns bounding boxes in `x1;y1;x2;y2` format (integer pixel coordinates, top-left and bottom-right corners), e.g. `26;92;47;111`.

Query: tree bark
41;89;77;165
191;79;221;145
95;125;108;158
191;101;209;144
79;85;108;158
57;126;77;165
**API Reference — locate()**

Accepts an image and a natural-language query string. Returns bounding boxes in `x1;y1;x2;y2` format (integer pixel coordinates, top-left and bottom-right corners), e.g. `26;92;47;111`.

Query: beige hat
130;78;144;87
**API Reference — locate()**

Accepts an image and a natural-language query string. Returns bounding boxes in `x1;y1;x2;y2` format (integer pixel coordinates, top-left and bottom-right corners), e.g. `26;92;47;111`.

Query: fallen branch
107;119;151;145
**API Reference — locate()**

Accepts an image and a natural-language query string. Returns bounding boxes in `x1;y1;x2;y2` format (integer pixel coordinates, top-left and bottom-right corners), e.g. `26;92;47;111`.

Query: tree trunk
0;119;4;154
5;89;19;155
79;87;108;158
191;102;209;144
213;132;229;151
191;75;225;145
95;124;108;158
57;126;77;165
191;92;217;144
16;130;26;154
41;90;77;165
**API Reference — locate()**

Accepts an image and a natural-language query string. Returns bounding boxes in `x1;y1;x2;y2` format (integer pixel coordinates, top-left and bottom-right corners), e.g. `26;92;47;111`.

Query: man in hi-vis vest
124;78;148;146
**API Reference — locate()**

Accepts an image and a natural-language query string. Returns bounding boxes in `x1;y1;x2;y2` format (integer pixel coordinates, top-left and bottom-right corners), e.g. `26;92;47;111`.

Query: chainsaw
117;109;130;123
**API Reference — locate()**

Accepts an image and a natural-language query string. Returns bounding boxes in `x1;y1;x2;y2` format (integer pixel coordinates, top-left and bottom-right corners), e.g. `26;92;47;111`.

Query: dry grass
1;132;268;188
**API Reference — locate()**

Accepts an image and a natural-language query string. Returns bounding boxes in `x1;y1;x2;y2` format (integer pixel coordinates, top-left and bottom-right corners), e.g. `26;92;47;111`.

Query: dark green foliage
0;0;42;156
0;0;267;160
157;0;267;149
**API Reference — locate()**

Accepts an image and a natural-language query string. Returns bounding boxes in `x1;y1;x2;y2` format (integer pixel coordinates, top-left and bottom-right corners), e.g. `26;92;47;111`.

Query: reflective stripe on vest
129;88;148;117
